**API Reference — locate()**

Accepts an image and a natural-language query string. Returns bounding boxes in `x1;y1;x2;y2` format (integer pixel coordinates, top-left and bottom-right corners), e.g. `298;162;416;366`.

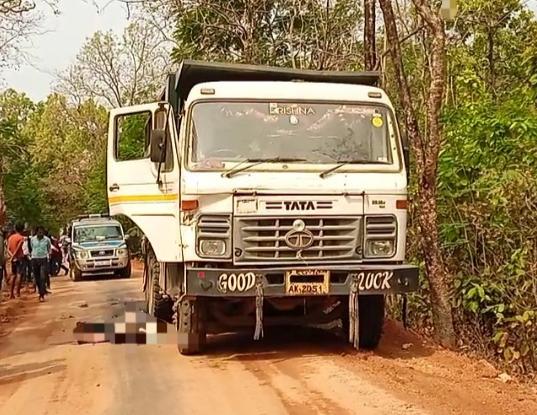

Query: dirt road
1;268;536;415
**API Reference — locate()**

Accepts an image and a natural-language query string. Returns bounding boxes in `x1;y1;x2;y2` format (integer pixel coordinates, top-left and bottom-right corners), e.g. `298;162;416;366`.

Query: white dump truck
106;60;418;354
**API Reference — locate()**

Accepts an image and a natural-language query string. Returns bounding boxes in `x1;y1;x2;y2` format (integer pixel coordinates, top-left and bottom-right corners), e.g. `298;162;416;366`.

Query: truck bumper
185;264;419;297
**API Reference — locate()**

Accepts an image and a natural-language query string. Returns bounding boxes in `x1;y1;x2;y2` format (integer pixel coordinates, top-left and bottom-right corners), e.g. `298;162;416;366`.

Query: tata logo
284;201;316;211
285;229;314;250
284;219;314;250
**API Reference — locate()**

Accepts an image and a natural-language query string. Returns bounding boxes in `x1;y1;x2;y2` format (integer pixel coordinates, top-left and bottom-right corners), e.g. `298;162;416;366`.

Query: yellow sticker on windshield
372;115;384;128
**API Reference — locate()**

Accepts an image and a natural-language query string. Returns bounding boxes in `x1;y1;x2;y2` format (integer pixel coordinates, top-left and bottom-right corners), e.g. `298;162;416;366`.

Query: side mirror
124;234;130;241
150;128;166;163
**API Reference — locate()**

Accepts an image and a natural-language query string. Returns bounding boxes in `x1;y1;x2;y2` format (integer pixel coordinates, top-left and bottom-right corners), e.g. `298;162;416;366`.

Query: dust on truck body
106;60;419;354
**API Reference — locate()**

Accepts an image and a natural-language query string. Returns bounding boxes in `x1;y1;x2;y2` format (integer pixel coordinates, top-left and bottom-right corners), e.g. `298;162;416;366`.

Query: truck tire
175;298;206;355
144;250;173;323
342;294;385;349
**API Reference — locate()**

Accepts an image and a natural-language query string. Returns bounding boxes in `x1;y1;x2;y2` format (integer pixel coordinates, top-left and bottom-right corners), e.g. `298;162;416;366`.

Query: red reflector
181;199;199;211
396;200;408;210
197;271;206;279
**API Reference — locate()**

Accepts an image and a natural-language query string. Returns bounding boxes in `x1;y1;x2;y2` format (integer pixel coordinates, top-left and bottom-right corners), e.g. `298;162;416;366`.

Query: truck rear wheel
342;294;385;349
176;298;206;355
144;250;173;323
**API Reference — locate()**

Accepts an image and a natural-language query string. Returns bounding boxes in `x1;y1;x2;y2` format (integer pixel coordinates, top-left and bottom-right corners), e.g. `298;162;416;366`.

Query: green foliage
388;0;537;375
1;91;108;232
433;92;537;373
116;112;150;161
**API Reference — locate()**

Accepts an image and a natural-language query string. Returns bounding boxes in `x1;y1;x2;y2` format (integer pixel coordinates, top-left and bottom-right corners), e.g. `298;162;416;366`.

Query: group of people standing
0;224;68;302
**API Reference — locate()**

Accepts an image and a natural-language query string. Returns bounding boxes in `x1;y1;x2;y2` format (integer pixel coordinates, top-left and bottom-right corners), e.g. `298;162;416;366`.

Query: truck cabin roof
159;60;380;114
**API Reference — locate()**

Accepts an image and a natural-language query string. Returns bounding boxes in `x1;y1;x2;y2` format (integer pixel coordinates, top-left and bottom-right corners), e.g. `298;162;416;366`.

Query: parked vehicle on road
106;60;419;354
68;214;131;281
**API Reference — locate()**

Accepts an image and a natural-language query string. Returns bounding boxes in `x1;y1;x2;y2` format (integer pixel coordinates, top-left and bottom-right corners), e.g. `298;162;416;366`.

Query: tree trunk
0;162;6;227
364;0;377;70
487;28;496;94
378;0;456;348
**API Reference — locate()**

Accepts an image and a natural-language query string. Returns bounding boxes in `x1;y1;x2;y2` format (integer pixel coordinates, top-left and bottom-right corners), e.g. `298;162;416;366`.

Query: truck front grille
197;215;231;238
235;216;361;264
90;249;114;258
365;216;397;239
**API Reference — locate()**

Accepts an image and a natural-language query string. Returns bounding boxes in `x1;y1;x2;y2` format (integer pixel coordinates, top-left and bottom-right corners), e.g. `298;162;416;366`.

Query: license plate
95;260;110;267
285;270;330;296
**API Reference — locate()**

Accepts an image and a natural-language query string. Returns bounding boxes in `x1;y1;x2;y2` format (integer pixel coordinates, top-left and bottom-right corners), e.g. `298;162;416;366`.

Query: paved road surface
1;268;536;415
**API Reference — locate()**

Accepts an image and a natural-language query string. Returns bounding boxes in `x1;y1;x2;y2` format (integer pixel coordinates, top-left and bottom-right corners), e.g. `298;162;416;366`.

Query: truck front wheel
144;250;173;323
342;294;385;350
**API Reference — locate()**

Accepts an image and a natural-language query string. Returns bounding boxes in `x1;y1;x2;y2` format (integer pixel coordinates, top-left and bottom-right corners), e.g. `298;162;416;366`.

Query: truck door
106;103;182;262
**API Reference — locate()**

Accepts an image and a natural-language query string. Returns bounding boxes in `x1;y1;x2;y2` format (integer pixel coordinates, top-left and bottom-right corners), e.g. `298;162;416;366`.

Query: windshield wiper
222;157;307;178
320;159;390;178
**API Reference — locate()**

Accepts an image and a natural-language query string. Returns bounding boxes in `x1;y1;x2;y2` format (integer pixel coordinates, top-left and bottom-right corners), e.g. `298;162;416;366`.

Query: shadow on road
0;358;66;386
200;319;435;361
71;274;128;282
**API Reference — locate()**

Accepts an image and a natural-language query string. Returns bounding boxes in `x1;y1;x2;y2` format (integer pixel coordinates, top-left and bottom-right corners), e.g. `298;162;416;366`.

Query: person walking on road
0;229;6;296
7;223;25;299
31;227;52;302
21;230;34;292
50;234;68;276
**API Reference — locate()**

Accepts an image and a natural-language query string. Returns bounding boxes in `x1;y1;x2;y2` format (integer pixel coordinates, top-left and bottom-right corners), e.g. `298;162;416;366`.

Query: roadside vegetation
0;0;536;376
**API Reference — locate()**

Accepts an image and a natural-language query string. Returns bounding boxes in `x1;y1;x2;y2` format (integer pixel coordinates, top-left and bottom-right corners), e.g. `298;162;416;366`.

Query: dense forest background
1;0;536;376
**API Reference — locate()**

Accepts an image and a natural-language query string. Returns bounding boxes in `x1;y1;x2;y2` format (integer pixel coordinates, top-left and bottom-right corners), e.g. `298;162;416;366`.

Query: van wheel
342;295;385;349
175;298;206;355
73;267;83;282
144;250;173;323
117;263;131;278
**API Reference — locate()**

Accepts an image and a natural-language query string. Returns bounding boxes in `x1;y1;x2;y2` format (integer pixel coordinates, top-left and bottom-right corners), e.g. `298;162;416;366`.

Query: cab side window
115;112;152;161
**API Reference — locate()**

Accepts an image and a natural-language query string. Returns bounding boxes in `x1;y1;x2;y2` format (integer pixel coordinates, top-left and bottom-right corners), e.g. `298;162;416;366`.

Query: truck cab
106;60;418;354
68;214;131;281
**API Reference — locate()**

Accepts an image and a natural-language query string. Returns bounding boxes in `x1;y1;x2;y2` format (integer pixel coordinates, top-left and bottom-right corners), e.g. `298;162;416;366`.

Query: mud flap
141;239;148;293
177;298;205;354
349;277;360;349
253;278;264;341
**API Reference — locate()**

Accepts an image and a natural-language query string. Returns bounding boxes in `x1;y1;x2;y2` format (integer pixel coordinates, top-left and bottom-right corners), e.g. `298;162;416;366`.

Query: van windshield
74;225;123;243
188;101;396;170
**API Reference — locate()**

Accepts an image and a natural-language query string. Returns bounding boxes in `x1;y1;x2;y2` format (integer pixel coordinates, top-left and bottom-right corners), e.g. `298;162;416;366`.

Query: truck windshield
189;101;397;170
74;225;123;243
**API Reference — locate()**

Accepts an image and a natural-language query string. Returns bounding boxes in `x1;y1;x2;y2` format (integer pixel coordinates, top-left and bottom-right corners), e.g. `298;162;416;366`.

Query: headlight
116;248;128;256
75;250;89;259
199;239;226;257
366;239;395;257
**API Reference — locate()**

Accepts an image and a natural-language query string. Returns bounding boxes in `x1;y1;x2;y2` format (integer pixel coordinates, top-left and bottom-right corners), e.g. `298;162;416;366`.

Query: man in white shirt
21;231;34;292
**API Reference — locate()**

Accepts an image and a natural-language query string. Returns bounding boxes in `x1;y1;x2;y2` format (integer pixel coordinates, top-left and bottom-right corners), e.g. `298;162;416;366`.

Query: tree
23;95;108;229
171;0;362;70
0;89;36;226
378;0;456;347
0;1;58;72
56;20;173;107
364;0;376;70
